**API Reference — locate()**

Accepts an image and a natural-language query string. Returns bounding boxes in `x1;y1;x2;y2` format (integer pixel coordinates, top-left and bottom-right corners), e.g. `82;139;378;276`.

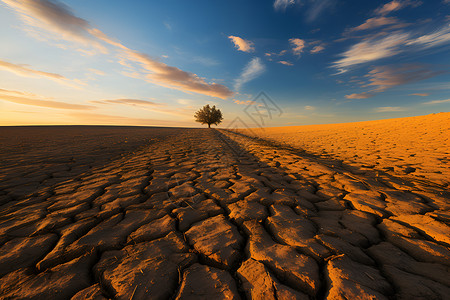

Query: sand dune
240;112;450;187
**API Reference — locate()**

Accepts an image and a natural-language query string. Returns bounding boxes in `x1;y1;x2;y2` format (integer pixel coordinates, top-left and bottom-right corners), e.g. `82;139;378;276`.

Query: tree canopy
194;104;223;128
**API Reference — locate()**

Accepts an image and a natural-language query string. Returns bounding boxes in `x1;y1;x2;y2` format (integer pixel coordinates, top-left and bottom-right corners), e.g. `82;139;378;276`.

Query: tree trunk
208;123;211;128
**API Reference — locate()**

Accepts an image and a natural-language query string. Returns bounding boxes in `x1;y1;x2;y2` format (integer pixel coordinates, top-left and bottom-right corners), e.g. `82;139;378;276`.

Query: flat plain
0;116;449;299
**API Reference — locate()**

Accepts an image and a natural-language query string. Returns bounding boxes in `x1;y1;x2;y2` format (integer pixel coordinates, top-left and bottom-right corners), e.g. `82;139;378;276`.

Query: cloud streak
406;25;450;48
410;93;430;96
345;92;374;99
228;35;255;53
0;59;83;88
234;57;265;91
278;61;294;66
375;106;406;112
345;64;444;99
374;0;421;15
365;64;444;93
91;98;163;106
0;59;64;79
0;88;95;110
423;99;450;105
333;32;410;71
350;16;403;32
3;0;233;99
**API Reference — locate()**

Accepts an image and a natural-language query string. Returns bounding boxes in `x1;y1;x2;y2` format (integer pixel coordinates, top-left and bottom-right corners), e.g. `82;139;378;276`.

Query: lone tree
194;104;223;128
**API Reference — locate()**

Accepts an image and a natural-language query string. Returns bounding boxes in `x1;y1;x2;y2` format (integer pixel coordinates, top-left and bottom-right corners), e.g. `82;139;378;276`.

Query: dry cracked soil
0;126;449;299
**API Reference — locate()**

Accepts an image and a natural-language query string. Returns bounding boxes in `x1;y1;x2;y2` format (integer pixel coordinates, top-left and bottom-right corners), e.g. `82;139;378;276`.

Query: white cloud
406;25;450;48
304;105;315;110
228;35;255;53
273;0;296;11
234;57;266;91
289;38;306;56
335;24;450;72
333;32;410;70
375;106;406;112
423;99;450;105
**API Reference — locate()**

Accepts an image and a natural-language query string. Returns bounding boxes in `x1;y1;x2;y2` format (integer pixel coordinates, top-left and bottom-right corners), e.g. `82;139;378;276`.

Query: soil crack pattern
0;127;449;299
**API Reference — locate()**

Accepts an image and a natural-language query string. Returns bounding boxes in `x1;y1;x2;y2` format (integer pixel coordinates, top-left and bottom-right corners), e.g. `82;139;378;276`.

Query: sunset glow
1;0;449;126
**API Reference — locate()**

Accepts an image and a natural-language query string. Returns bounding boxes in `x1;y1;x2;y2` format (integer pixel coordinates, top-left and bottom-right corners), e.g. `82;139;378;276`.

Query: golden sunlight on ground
243;112;450;186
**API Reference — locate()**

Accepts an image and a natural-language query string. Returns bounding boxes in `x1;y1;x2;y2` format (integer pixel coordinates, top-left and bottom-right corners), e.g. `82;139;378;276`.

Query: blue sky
0;0;449;127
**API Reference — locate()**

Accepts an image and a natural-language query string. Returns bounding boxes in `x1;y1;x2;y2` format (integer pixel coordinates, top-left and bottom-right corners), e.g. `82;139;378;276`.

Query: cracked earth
0;127;449;299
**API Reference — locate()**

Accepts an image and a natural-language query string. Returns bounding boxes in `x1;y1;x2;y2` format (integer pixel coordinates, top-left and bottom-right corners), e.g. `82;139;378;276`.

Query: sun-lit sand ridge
242;112;450;186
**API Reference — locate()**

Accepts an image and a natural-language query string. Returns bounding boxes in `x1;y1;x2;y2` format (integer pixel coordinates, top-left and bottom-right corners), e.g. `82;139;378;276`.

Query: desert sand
240;112;450;187
0;118;449;299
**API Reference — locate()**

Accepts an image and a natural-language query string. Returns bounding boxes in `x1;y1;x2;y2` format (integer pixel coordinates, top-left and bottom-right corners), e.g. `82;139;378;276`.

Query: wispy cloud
289;38;306;56
410;93;430;96
0;59;64;79
3;0;233;99
234;99;256;105
423;98;450;104
310;45;325;53
234;57;266;91
345;92;374;99
265;50;287;57
2;0;108;54
125;50;233;98
350;16;404;32
0;59;83;88
333;32;410;71
91;98;163;106
304;105;315;110
375;106;407;112
406;25;450;48
273;0;296;11
345;64;443;99
306;0;336;22
0;88;95;110
374;0;421;16
228;35;255;53
365;64;443;93
278;60;294;66
273;0;335;21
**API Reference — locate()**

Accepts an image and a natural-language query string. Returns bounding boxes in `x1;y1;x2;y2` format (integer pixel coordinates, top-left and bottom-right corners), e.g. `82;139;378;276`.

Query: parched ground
0;125;449;299
241;112;450;187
